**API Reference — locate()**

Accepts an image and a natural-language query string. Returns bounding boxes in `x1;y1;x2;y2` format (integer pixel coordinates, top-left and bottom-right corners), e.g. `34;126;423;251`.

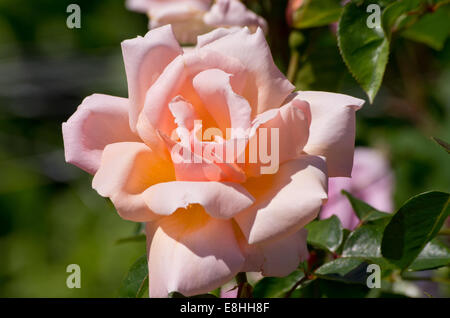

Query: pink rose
320;147;394;230
126;0;268;44
62;25;364;297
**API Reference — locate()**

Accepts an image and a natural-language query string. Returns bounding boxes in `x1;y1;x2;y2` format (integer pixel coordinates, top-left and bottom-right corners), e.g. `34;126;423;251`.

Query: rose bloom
62;25;364;297
320;147;394;230
126;0;268;44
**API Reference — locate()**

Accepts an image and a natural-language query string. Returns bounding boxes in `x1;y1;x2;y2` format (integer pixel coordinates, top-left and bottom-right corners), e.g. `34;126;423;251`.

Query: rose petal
92;142;175;222
234;155;327;244
160;132;246;182
143;181;255;218
204;0;268;34
294;91;365;177
146;206;244;297
121;25;182;129
257;229;309;276
148;1;212;44
168;95;198;131
200;27;295;116
136;55;186;152
236;225;309;276
193;68;252;134
196;27;239;48
244;98;311;177
62;94;140;175
139;48;247;141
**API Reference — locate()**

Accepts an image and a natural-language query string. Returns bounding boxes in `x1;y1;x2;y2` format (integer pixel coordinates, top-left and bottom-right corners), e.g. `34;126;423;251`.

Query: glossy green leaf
342;219;395;270
119;255;148;298
317;279;370;298
408;238;450;271
337;0;389;102
401;4;450;51
253;270;305;298
315;258;369;284
305;215;343;252
292;0;343;29
381;191;450;269
342;190;391;223
382;0;423;36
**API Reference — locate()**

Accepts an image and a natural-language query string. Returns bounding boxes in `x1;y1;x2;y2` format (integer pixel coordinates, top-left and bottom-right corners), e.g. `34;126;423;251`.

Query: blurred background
0;0;448;297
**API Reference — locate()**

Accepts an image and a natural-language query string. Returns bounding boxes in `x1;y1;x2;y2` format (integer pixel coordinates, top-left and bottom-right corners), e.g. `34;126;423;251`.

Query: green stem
287;50;300;83
284;274;312;298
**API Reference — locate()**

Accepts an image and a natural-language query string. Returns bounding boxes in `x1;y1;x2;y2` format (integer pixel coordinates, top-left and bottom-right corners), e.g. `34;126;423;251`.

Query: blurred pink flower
286;0;303;26
220;287;238;298
126;0;267;44
320;147;394;229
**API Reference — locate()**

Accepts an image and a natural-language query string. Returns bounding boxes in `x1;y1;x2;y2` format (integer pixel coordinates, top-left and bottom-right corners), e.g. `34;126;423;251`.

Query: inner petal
192;68;252;138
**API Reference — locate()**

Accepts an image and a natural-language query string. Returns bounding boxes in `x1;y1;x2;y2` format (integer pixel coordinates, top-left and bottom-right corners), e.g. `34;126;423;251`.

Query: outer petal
121;25;182;129
295;91;365;177
200;27;295;116
62;94;140;175
92;142;175;221
142;181;254;219
258;229;309;276
204;0;268;34
236;225;309;276
234;155;328;244
244;98;311;176
146;207;244;297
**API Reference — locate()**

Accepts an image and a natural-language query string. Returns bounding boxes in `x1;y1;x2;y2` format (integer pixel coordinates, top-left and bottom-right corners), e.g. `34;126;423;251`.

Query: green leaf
382;0;424;36
342;190;391;223
337;0;389;102
381;191;450;269
342;219;395;270
315;258;369;284
317;279;370;298
209;288;221;298
292;0;343;29
305;215;343;252
119;255;148;298
253;270;305;298
432;137;450;154
408;238;450;271
401;4;450;51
